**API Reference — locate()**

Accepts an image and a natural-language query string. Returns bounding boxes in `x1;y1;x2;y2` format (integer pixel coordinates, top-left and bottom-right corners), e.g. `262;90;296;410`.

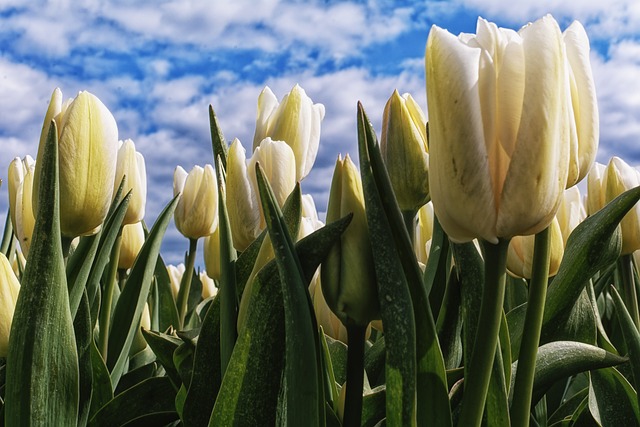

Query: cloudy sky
1;0;639;266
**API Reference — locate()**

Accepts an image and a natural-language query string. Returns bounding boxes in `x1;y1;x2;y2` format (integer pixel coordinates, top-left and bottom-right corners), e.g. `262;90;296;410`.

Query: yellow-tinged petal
604;157;640;254
586;162;606;216
174;164;218;240
506;217;564;279
118;222;145;270
203;227;221;282
114;139;147;225
0;253;20;357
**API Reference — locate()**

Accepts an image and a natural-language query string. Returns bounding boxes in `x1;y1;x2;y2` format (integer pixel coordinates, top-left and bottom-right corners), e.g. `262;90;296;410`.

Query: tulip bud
114;139;147;225
199;271;218;300
34;89;119;237
414;202;434;265
556;186;586;245
426;16;570;243
380;90;430;211
203;227;221;282
0;253;20;356
564;21;599;188
130;303;151;356
227;138;296;250
252;85;325;181
309;274;348;343
8;156;36;256
173;164;218;240
604;157;640;254
167;264;185;300
321;154;379;326
586;162;606;216
118;222;145;270
506;217;564;279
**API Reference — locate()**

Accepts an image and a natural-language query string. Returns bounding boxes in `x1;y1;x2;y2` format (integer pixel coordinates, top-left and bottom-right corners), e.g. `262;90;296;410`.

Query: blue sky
1;0;639;267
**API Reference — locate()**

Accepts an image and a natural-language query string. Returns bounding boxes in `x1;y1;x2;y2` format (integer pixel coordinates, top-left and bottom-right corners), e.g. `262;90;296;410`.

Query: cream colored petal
227;139;261;250
253;86;279;150
605;157;640;254
426;25;497;243
586;162;606;215
0;253;20;357
498;15;568;238
248;138;297;209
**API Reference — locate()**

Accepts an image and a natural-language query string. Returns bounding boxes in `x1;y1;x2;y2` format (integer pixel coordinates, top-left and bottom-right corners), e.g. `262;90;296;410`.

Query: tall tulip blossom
425;15;571;243
114;139;147;225
8;156;36;256
173;164;218;240
34;88;118;237
252;85;325;181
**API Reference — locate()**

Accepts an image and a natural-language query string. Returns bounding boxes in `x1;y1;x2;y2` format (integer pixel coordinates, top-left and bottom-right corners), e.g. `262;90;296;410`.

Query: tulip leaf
75;290;94;427
609;285;640;409
254;163;322;425
547;387;588;425
357;102;451;426
0;208;13;256
141;329;183;388
5;122;79;425
106;194;179;388
424;216;450;320
362;386;386;427
214;156;238;378
210;214;351;426
319;329;340;410
209;104;228;171
436;269;463;370
542;186;640;342
66;233;101;318
364;336;386;387
88;339;113;419
152;254;181;332
88;376;178;427
508;341;627;407
589;367;640;426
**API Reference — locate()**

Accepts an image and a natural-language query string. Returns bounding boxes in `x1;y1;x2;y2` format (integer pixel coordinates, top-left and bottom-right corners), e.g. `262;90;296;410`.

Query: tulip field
2;13;640;427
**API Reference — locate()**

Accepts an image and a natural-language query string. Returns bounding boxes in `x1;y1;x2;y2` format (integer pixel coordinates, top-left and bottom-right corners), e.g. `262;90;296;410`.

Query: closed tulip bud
34;89;119;237
173;164;218;240
586;162;606;216
8;156;36;256
114;139;147;225
203;227;221;282
556;186;586;245
414;202;434;265
199;271;218;300
506;217;564;279
118;222;145;270
252;85;325;181
564;21;599;188
321;154;379;326
380;90;430;211
167;264;185;299
426;15;570;243
227;138;296;250
604;157;640;254
0;253;20;356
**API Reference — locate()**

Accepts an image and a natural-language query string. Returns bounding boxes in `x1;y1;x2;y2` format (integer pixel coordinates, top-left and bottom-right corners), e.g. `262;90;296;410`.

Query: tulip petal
227;139;261;250
252;86;279;151
426;25;497;243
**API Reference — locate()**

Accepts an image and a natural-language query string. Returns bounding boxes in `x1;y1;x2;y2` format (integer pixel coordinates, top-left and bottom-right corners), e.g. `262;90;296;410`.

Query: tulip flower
114;139;147;225
129;303;151;356
321;154;379;327
203;227;221;282
588;157;640;254
227;137;296;251
507;217;564;279
380;90;430;211
0;253;20;357
556;186;586;245
34;89;119;237
252;85;325;181
414;202;434;265
167;264;186;300
309;275;348;343
8;156;36;256
425;15;570;243
200;271;218;300
118;222;145;270
173;164;218;240
564;21;599;188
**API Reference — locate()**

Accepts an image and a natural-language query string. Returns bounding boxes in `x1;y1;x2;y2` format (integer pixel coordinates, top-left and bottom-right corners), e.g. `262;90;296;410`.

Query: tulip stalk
98;229;123;358
176;238;198;328
458;238;509;427
510;226;552;427
343;322;367;427
618;254;640;329
402;210;417;244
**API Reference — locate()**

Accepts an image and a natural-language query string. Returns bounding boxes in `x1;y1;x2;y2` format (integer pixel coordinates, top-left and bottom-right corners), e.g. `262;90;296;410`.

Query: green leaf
424;217;450;321
88;340;113;420
610;285;640;409
5;121;79;425
364;336;386;388
543;186;640;342
88;377;178;426
210;214;351;426
141;329;183;388
209;104;228;171
75;291;94;427
106;195;179;387
362;386;386;427
509;341;628;407
548;387;588;425
589;367;640;426
357;102;450;426
152;254;180;332
436;269;463;370
325;334;349;386
254;164;321;425
0;207;13;256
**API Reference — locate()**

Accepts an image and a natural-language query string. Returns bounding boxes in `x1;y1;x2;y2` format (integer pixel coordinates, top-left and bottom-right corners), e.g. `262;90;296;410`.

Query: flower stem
176;238;198;328
402;210;417;244
98;229;123;359
342;323;367;427
510;226;551;427
619;254;640;329
458;238;509;427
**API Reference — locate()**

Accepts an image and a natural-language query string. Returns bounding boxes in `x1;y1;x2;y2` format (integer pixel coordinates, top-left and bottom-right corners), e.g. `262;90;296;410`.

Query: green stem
401;210;417;245
342;323;367;427
458;238;509;427
61;235;73;260
510;226;551;427
619;254;640;329
98;230;123;359
176;238;198;328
